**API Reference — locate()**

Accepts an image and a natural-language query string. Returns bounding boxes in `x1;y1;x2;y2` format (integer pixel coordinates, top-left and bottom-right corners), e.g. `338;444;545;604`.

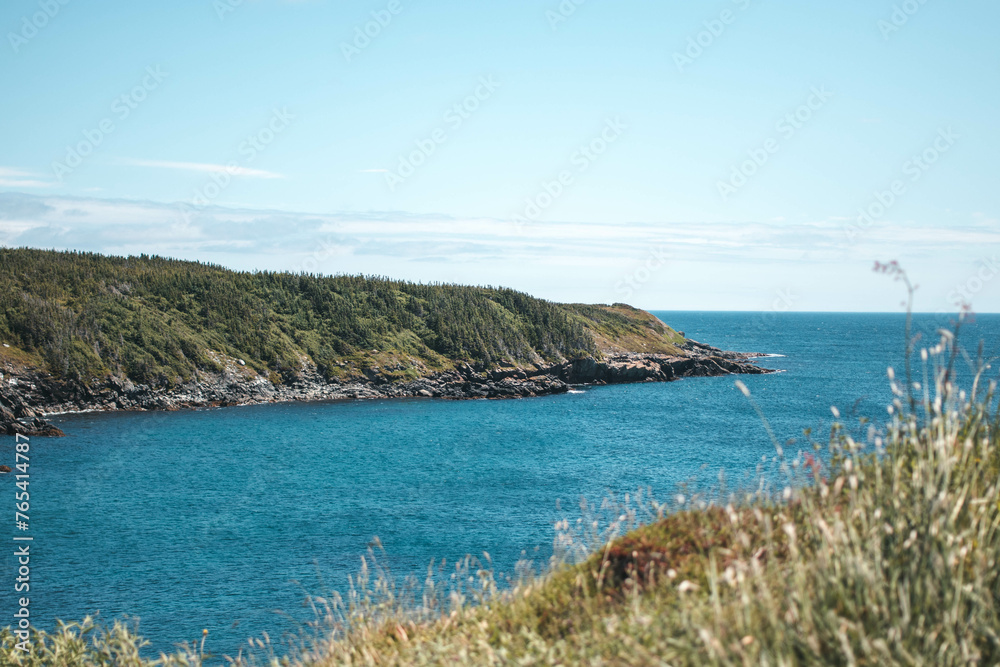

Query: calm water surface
2;312;997;655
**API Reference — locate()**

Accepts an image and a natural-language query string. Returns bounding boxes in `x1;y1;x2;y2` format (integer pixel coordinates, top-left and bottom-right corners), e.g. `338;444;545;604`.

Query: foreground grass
4;327;999;665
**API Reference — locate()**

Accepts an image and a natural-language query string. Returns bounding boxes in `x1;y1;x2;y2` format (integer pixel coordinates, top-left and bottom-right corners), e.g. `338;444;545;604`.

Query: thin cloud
117;159;284;179
0;178;51;188
0;167;51;188
1;193;993;267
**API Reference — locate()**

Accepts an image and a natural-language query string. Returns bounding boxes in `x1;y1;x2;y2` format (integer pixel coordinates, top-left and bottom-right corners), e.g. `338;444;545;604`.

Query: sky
1;0;998;312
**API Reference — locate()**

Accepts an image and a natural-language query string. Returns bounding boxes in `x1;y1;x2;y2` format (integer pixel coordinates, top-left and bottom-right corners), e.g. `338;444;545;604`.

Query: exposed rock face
0;340;775;436
0;383;66;437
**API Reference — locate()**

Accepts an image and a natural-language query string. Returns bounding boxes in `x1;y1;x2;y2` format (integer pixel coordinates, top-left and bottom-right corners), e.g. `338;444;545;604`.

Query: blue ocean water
2;312;997;656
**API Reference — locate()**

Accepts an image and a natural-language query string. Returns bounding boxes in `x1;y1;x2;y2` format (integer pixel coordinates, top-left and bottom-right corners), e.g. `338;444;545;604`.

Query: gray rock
0;340;775;436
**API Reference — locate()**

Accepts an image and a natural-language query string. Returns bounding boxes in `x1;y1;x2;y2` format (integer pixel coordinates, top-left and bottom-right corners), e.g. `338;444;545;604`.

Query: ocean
3;312;997;656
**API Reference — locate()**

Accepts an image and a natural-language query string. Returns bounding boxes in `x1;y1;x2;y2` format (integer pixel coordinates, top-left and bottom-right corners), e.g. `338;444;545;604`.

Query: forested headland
0;248;685;388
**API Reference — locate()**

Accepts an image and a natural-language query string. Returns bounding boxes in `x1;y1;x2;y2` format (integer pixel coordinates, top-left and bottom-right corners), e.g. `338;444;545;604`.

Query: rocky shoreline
1;340;776;437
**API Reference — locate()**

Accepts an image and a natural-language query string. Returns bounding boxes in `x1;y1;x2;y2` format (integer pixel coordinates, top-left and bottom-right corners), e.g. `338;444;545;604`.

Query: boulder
3;417;66;438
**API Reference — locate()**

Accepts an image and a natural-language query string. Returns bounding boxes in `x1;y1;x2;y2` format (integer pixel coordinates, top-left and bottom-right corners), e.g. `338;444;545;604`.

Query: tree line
0;248;615;386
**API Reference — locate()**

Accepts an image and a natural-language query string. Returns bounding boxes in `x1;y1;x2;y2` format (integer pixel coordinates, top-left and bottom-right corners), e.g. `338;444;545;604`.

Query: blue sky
1;0;998;312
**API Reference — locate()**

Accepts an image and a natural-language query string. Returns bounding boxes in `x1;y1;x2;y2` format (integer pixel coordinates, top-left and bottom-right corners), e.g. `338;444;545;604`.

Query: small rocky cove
1;340;774;437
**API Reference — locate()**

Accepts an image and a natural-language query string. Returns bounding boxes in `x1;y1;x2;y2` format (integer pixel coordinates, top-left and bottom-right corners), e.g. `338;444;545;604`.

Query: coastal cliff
1;341;772;437
0;249;776;435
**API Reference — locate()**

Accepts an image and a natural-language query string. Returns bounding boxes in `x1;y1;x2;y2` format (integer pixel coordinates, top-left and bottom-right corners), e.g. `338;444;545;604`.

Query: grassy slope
0;248;683;387
564;303;687;355
3;331;998;665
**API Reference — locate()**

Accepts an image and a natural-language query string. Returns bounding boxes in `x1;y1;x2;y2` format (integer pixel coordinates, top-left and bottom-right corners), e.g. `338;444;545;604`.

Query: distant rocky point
0;248;777;436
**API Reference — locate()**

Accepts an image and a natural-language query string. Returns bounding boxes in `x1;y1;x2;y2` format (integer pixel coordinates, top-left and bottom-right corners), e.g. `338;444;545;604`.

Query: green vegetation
0;248;683;386
3;312;998;664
